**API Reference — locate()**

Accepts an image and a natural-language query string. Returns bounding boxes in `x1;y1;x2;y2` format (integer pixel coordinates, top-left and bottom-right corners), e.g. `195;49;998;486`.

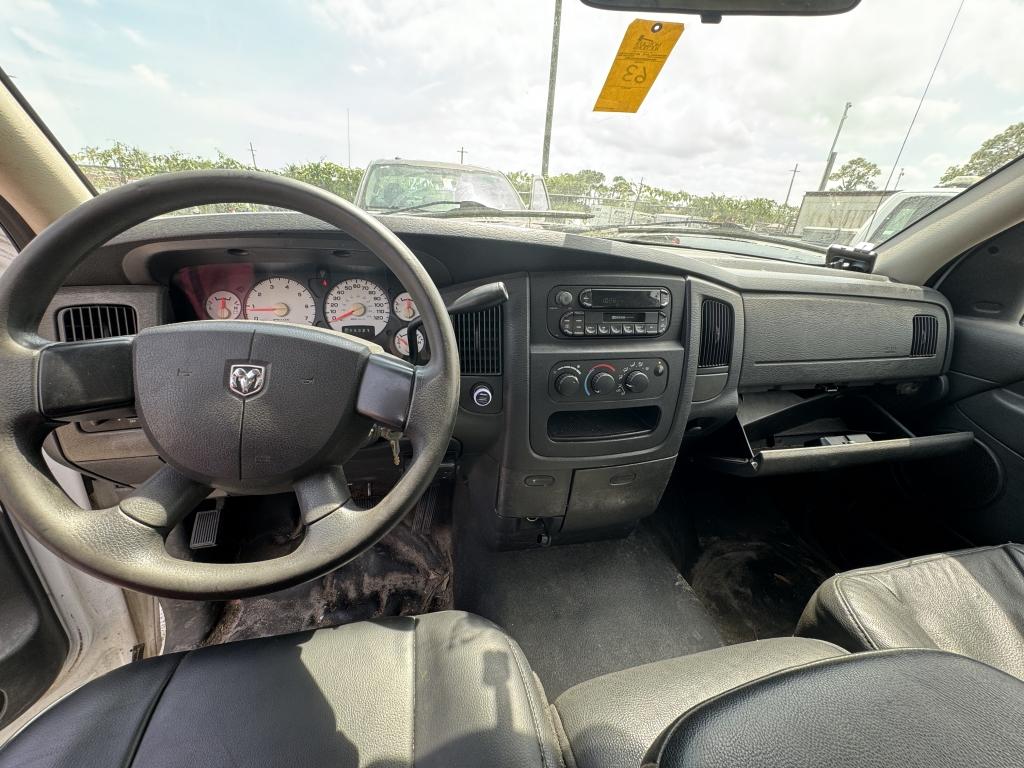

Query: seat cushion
644;649;1024;768
552;637;846;768
0;611;562;768
796;543;1024;679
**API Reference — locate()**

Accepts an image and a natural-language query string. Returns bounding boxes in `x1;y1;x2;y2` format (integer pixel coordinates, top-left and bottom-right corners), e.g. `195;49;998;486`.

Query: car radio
547;286;671;338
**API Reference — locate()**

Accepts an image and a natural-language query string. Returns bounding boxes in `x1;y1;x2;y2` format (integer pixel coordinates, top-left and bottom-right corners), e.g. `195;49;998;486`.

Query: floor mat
205;520;453;645
454;525;723;698
164;486;456;651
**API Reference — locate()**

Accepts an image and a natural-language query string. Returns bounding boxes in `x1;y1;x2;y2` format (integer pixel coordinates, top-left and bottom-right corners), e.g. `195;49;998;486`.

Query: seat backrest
644;649;1024;768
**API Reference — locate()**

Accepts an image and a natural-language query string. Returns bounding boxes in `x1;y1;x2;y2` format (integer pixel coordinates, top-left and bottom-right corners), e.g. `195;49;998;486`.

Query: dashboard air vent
698;298;733;368
58;304;138;342
910;314;939;357
454;305;502;375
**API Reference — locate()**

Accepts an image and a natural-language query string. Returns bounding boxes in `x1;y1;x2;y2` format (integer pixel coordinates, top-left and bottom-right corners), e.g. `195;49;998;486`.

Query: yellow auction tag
594;19;684;113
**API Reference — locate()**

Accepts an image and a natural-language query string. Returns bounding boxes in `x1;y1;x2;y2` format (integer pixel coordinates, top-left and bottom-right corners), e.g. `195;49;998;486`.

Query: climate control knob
588;370;617;395
554;373;581;397
624;370;650;393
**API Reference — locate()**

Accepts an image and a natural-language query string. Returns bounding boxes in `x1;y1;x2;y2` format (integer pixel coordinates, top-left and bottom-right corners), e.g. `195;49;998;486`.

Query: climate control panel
548;358;669;401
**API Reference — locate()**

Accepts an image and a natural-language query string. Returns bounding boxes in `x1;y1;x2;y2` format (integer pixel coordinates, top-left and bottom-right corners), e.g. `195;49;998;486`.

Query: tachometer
245;278;316;324
325;279;390;335
205;290;242;320
393;291;418;322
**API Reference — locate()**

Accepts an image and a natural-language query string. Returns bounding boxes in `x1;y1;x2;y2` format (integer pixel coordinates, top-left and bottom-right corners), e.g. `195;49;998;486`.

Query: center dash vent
57;304;138;342
453;305;502;375
910;314;939;357
698;298;734;368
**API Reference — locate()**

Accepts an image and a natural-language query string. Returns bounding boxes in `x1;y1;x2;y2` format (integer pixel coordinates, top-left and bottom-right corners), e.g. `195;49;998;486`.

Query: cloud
10;26;63;58
121;27;147;46
7;0;1024;203
131;63;170;90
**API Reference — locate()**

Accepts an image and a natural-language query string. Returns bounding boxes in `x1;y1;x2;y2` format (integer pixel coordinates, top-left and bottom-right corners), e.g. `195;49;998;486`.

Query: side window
0;224;16;275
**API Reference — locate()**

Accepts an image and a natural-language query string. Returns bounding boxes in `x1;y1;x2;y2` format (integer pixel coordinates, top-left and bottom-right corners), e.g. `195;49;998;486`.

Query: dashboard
38;211;959;546
171;264;426;359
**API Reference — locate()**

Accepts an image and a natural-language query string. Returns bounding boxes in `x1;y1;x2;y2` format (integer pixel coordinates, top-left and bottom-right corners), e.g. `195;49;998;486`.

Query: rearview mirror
579;0;861;21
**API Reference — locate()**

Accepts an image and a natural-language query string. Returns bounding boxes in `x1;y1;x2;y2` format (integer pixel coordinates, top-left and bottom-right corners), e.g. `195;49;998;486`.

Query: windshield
4;1;1023;264
360;164;525;212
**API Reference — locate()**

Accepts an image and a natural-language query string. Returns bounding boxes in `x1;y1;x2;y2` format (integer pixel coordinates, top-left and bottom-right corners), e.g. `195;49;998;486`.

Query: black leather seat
644;649;1024;768
796;543;1024;679
0;611;562;768
552;637;846;768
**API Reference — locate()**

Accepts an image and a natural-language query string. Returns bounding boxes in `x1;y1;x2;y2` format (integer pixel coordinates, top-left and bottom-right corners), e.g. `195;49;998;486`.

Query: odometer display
325;279;390;336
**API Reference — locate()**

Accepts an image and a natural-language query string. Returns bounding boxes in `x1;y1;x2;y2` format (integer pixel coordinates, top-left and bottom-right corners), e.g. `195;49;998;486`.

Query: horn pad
132;321;372;492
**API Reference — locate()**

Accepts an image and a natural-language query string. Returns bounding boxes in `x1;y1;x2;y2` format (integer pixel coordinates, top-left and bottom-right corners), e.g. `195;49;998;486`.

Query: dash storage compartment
701;393;972;477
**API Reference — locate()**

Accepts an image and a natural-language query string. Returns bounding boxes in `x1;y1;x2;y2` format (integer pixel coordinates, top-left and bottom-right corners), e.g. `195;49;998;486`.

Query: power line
881;0;965;191
248;141;258;170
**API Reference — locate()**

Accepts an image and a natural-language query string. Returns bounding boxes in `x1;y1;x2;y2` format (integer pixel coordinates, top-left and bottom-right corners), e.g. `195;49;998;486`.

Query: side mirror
529;176;550;212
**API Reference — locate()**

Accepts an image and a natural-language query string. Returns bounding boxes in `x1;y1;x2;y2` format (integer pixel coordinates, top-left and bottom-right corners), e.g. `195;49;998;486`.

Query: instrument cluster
172;264;426;359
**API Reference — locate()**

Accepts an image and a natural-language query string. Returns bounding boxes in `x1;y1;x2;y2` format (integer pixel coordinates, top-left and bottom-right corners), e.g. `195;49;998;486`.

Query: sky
2;0;1023;203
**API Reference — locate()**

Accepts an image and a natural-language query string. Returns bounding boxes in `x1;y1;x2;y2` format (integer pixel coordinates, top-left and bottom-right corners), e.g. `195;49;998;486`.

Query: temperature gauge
393;292;418;322
393;326;425;358
205;290;242;320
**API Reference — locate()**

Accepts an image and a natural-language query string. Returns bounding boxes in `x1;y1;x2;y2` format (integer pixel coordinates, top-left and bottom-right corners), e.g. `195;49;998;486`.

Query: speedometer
325;279;390;336
245;278;316;324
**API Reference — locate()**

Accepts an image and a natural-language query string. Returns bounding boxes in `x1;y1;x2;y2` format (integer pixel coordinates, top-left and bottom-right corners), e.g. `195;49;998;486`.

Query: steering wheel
0;171;460;599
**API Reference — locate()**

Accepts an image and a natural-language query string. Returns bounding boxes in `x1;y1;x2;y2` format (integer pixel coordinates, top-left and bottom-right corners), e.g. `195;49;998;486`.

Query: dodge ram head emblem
228;364;265;397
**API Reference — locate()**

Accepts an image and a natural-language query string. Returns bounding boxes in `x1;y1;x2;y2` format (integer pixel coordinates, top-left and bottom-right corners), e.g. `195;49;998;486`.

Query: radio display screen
604;312;646;322
588;288;664;309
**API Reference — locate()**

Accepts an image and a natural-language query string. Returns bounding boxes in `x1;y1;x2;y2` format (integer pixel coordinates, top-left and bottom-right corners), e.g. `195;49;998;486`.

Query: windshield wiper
383;199;493;215
381;200;592;220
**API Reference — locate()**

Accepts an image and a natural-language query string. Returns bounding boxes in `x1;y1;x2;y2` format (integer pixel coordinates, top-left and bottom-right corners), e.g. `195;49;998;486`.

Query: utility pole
346;109;351;168
784;163;800;207
818;101;852;191
248;141;258;170
541;0;563;178
627;177;644;226
894;167;905;190
457;147;468;164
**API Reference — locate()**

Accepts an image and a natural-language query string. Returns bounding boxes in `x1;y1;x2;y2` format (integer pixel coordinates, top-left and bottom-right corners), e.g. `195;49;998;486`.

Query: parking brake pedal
190;504;222;550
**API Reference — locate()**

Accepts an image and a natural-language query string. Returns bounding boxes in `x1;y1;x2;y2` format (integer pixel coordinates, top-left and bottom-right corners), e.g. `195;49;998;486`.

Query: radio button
622;323;634;334
579;289;593;308
555;290;574;307
645;323;659;335
598;324;610;335
585;324;598;335
660;289;671;307
610;324;622;335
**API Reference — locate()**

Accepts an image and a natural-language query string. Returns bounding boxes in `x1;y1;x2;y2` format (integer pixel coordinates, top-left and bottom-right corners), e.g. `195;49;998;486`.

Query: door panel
0;512;68;729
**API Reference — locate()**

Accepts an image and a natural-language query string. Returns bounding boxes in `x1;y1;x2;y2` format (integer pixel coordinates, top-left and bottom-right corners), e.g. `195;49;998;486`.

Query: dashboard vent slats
58;304;138;342
454;305;502;376
911;314;939;357
698;298;733;369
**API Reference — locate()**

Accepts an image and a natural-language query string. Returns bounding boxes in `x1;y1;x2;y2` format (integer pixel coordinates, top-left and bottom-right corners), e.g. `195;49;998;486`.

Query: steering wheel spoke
356;352;415;430
294;466;353;524
119;464;212;535
36;337;135;421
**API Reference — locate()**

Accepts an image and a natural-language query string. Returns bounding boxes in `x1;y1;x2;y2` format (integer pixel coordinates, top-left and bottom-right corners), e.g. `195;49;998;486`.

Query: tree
829;157;881;191
281;160;363;200
941;122;1024;184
